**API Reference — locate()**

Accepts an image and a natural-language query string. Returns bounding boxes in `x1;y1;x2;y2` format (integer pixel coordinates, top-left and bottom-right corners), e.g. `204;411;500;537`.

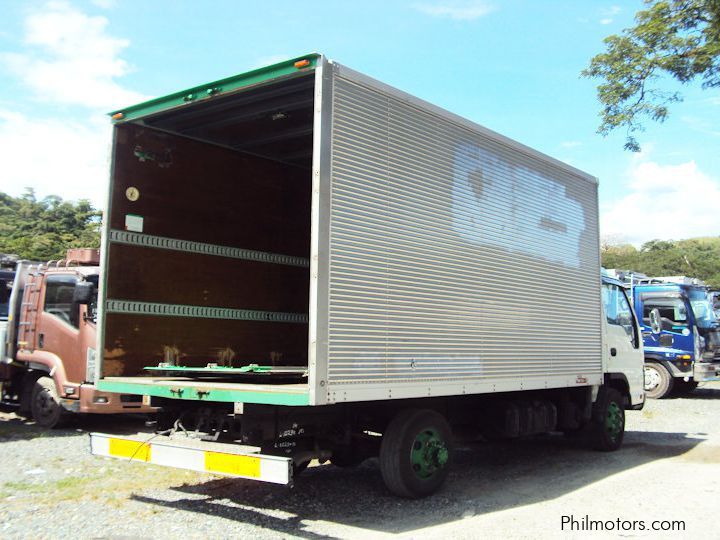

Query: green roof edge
109;52;321;123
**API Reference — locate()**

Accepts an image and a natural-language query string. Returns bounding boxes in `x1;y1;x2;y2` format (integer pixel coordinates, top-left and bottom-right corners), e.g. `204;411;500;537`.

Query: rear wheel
379;409;453;498
588;387;625;451
30;376;69;429
644;361;674;399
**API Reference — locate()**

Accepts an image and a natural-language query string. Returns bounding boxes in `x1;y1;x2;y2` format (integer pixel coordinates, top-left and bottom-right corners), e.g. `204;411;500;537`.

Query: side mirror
649;308;662;334
72;281;95;305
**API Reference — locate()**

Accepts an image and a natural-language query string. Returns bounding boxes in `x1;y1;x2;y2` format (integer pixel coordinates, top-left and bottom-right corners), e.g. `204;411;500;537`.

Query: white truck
90;54;644;497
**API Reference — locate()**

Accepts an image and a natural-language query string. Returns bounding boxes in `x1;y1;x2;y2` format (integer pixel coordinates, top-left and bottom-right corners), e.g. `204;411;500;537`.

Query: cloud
0;110;110;206
1;1;147;110
0;2;145;208
0;0;147;207
560;141;582;148
598;5;621;24
414;1;495;20
681;115;720;137
601;157;720;246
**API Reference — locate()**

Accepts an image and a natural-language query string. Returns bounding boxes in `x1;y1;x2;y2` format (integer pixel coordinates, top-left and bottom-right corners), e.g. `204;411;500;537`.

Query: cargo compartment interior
102;72;315;384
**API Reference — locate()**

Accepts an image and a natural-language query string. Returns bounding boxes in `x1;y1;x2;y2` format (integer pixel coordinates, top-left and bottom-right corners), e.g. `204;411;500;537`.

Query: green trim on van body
97;379;310;406
109;53;320;123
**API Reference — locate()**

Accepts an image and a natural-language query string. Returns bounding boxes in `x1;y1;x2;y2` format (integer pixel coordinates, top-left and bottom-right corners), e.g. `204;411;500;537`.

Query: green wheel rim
606;401;623;442
410;428;449;479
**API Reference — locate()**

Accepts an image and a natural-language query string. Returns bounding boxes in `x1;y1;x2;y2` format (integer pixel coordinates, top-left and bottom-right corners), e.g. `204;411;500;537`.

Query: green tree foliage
0;189;101;261
602;236;720;287
582;0;720;151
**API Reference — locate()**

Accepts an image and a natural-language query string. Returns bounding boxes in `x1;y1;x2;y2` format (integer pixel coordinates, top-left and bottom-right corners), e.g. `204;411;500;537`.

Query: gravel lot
2;383;719;539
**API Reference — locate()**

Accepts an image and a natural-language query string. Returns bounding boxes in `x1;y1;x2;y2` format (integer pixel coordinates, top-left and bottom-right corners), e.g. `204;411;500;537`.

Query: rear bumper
89;432;292;485
60;384;156;414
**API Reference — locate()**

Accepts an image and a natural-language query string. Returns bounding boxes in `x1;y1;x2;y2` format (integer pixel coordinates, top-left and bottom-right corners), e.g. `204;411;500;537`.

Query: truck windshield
689;289;718;329
641;296;689;332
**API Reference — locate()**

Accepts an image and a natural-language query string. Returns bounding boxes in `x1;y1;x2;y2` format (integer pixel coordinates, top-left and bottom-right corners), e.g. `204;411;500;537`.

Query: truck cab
607;272;720;398
601;275;645;408
1;249;154;427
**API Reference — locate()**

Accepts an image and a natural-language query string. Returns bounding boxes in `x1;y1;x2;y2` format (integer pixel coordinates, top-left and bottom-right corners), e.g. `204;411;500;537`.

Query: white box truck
90;54;644;497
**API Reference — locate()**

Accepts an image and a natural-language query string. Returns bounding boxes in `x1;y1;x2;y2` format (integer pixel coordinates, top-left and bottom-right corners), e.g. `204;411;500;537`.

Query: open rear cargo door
97;55;321;404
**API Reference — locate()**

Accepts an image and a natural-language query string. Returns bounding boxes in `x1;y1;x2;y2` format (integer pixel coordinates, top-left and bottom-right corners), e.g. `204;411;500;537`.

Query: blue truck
607;272;720;398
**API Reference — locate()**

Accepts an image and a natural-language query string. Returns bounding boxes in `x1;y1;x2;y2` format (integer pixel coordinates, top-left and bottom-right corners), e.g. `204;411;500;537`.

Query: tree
582;0;720;151
0;189;101;261
601;236;720;287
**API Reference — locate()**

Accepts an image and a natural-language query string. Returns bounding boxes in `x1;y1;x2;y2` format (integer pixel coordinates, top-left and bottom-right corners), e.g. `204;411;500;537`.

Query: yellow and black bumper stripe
90;433;292;484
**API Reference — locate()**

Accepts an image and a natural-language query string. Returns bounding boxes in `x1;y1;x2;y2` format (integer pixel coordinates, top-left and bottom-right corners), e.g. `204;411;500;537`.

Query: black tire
17;374;38;418
644;361;674;399
379;409;453;498
30;376;69;429
673;380;698;395
587;387;625;452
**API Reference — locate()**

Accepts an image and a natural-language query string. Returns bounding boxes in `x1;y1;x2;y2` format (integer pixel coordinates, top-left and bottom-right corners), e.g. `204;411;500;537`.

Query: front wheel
379;409;453;498
644;361;674;399
30;376;69;429
588;387;625;452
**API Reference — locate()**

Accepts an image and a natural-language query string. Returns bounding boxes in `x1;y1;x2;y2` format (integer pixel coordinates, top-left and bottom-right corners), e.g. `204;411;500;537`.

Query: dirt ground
2;383;719;539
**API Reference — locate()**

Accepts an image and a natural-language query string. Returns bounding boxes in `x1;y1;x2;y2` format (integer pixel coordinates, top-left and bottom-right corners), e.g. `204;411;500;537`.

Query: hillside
0;190;101;261
602;237;720;288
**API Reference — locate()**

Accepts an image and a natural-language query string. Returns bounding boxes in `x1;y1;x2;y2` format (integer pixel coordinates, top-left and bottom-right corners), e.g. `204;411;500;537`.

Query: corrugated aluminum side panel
326;71;602;393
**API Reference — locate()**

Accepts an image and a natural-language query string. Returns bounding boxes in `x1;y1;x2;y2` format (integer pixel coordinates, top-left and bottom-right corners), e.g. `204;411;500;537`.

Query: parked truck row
606;271;720;399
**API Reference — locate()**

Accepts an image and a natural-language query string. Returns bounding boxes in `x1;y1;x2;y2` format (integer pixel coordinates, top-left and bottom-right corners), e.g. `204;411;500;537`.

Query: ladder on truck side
17;265;44;352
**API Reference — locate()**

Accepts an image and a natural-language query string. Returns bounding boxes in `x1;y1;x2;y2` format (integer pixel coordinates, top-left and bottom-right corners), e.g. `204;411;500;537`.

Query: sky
0;0;718;246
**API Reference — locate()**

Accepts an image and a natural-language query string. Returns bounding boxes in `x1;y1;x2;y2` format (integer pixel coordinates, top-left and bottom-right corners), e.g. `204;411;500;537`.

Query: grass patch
2;476;98;501
2;462;207;505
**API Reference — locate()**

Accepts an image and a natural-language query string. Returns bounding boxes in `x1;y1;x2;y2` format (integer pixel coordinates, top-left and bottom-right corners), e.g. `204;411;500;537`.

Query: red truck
1;248;153;427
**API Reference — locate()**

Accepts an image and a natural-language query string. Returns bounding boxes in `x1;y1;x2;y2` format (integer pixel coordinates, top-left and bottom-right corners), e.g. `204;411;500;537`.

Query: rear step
90;432;292;485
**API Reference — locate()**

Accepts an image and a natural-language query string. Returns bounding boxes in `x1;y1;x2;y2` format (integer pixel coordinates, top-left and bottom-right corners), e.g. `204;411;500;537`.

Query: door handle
610;347;617;357
38;333;44;348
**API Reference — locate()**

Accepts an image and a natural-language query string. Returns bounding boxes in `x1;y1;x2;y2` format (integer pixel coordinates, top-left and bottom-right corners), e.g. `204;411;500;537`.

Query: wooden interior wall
103;124;311;376
102;314;310;375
